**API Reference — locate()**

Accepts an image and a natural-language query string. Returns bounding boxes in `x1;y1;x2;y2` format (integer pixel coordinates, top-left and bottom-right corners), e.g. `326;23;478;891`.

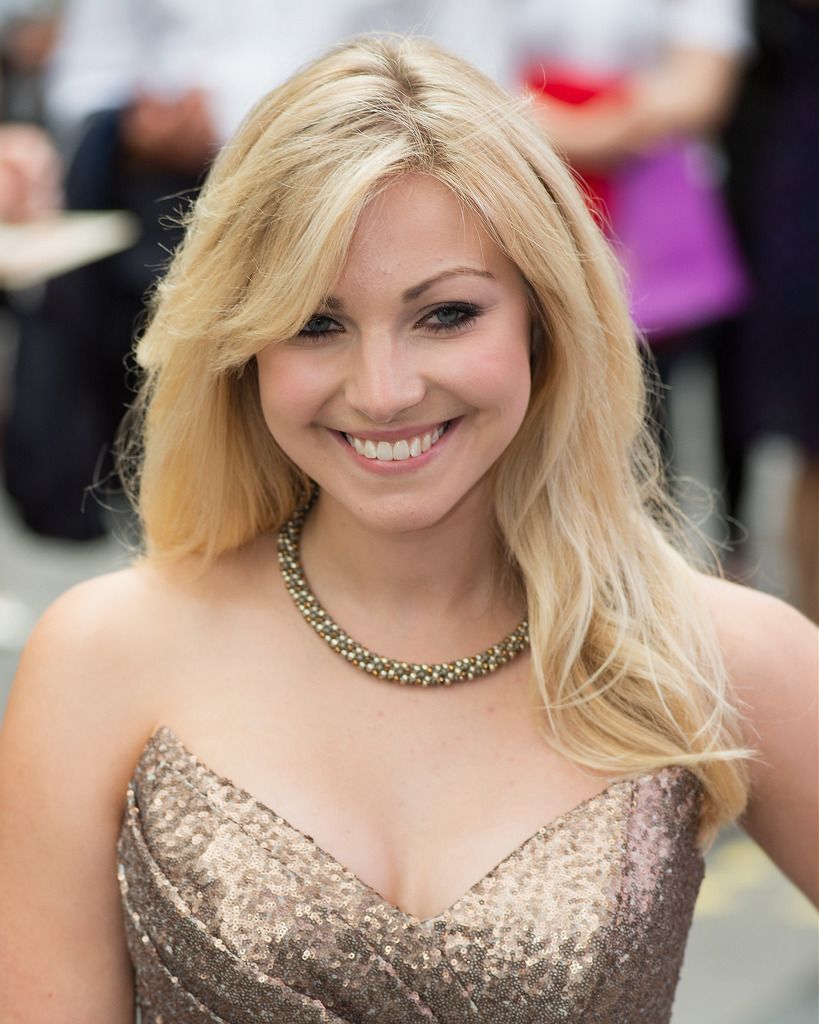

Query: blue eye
422;303;481;333
298;315;341;337
433;307;464;325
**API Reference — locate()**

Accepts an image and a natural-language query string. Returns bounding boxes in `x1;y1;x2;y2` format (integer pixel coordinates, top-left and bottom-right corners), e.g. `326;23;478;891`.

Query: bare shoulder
7;565;158;744
695;573;818;904
0;553;246;1019
695;574;817;731
9;561;194;736
4;530;284;769
0;568;151;1020
0;559;199;844
696;573;814;664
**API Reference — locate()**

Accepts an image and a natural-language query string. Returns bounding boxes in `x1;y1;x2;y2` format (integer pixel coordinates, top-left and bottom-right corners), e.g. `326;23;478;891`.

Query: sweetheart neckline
132;725;700;925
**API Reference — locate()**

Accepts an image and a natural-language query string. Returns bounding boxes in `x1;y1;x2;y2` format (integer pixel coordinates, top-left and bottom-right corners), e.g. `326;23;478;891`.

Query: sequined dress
117;727;705;1023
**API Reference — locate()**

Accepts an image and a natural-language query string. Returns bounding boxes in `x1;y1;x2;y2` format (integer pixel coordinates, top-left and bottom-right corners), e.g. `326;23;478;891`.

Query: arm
701;577;818;906
622;47;742;145
49;0;218;171
0;123;62;221
0;576;157;1021
120;87;218;174
530;48;743;169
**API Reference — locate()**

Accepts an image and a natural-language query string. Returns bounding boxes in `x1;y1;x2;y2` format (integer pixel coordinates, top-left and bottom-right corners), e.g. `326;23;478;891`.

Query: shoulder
0;539;286;1014
0;557;227;888
16;561;193;692
695;574;816;714
0;564;179;1018
3;564;179;794
695;574;818;904
3;550;239;764
6;532;283;755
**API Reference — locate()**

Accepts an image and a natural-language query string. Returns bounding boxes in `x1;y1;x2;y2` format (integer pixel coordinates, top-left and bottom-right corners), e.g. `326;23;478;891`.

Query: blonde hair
122;35;752;843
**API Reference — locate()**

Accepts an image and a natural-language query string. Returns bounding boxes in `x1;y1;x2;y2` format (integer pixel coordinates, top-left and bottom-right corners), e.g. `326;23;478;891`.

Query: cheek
255;348;327;433
454;329;532;425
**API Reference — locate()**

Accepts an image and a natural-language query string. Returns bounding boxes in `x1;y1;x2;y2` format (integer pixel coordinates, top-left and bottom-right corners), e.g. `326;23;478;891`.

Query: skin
0;174;815;1021
0;124;61;223
256;174;532;623
531;49;742;170
120;88;217;174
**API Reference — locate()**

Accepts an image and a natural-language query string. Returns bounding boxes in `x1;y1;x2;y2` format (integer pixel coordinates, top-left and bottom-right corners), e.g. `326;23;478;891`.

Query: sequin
117;727;705;1022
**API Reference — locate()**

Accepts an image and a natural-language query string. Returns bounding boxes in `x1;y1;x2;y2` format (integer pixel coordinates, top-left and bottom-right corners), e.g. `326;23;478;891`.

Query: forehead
333;174;513;295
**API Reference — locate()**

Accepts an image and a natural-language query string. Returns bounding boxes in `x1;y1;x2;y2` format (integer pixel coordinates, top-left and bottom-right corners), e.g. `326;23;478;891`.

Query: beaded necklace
277;499;529;687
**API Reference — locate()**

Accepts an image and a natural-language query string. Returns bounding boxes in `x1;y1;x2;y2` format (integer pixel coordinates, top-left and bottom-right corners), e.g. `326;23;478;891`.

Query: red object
521;63;629;222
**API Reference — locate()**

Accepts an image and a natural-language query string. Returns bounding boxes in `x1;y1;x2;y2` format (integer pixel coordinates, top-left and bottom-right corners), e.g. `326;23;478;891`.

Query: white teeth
344;423;450;461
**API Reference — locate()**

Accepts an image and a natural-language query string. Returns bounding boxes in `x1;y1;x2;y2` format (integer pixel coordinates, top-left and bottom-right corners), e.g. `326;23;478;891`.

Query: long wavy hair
121;35;753;843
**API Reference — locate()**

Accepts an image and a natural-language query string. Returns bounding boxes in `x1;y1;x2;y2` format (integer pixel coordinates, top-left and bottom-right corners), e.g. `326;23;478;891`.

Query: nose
344;332;426;424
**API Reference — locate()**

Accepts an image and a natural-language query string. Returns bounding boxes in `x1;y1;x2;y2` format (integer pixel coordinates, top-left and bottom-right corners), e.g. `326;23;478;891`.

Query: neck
298;485;522;630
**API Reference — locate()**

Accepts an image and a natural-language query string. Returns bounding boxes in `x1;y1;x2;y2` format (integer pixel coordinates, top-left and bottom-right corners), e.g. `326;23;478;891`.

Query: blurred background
0;1;816;1021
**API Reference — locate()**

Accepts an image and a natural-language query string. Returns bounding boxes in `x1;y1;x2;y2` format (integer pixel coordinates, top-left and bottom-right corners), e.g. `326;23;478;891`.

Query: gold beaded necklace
277;499;530;687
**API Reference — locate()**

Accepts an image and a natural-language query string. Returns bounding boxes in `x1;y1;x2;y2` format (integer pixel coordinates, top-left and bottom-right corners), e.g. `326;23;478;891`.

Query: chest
149;611;616;921
120;736;705;1023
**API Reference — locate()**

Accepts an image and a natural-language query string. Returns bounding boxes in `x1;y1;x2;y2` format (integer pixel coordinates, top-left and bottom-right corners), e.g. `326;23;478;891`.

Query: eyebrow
322;267;495;311
401;267;496;301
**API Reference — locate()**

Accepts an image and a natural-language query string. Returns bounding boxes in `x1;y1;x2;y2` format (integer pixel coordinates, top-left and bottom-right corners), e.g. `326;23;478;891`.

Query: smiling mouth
341;421;453;462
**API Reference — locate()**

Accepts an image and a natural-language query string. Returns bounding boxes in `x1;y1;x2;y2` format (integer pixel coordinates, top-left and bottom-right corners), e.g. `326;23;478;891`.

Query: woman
0;36;815;1023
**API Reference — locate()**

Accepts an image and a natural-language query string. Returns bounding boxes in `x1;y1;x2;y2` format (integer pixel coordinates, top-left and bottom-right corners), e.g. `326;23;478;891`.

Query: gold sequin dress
117;727;705;1023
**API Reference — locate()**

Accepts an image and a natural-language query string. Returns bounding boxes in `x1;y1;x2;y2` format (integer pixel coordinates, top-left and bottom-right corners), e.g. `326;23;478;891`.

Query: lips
343;422;450;462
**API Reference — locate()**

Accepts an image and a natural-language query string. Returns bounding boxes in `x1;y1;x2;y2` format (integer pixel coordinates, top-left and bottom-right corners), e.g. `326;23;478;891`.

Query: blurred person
0;98;61;651
46;0;509;154
513;0;748;178
0;120;58;219
0;116;60;651
0;37;815;1021
512;0;751;470
0;1;61;122
0;2;61;212
717;0;819;621
2;0;508;541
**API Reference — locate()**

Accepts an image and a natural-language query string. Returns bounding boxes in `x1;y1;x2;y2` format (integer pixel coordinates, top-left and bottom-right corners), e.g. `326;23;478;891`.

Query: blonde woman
0;36;815;1024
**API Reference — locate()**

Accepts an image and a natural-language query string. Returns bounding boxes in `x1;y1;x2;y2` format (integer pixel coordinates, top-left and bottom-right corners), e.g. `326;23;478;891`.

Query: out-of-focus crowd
0;0;816;636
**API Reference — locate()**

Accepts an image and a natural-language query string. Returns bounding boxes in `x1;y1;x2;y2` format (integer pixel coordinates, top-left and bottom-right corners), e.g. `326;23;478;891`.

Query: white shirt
47;0;512;141
509;0;751;77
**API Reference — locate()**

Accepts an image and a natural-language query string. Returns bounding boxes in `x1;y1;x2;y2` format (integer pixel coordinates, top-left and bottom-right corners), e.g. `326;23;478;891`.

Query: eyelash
296;302;482;340
422;303;481;334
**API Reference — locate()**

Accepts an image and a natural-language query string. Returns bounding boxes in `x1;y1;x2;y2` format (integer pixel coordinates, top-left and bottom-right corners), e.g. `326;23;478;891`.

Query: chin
357;499;455;535
319;477;491;537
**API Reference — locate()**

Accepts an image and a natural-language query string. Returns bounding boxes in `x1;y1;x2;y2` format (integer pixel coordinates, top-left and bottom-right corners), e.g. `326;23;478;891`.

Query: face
255;174;532;533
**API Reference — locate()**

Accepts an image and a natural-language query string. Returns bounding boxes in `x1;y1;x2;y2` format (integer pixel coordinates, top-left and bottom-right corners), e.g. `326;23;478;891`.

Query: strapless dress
117;727;705;1023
